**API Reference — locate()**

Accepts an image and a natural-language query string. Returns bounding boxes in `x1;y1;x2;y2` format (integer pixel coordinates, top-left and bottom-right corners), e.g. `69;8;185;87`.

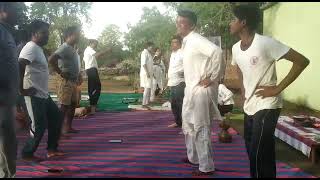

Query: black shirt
0;22;19;106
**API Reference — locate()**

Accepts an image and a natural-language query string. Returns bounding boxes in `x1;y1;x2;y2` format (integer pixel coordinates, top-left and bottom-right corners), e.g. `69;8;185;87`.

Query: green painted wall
263;2;320;111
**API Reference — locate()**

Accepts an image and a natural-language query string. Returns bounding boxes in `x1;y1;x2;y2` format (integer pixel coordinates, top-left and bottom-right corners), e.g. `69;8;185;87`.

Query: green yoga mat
80;93;143;112
79;92;243;113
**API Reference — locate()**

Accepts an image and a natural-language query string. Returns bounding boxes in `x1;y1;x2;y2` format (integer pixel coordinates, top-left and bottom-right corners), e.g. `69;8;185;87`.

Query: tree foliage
97;24;126;67
124;6;176;62
29;2;92;52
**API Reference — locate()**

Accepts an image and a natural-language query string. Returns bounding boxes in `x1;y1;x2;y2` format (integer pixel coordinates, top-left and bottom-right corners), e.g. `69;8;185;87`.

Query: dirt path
49;75;135;94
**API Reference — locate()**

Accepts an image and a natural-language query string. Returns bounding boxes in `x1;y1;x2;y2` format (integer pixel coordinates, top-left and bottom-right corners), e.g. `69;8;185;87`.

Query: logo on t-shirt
250;56;259;65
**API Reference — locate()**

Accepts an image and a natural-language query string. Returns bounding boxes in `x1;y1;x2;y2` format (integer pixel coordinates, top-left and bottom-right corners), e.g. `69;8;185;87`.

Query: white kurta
181;31;223;173
181;31;223;135
140;49;153;88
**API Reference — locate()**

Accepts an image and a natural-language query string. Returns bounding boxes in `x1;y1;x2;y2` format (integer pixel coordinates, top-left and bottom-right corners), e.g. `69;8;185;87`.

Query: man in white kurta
140;42;154;107
176;10;223;176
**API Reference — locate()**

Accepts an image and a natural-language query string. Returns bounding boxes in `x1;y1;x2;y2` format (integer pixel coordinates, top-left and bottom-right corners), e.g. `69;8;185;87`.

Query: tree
29;2;92;52
16;2;30;30
97;24;125;67
12;2;30;44
124;6;176;62
99;24;123;48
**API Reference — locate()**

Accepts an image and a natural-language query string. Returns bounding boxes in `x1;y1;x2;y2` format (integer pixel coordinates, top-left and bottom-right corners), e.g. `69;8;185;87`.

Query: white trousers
184;123;215;172
142;88;151;105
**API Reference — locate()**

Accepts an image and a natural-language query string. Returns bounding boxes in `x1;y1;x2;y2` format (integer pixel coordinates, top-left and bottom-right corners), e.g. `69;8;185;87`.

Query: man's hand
255;85;281;99
178;72;184;78
199;77;214;88
147;73;151;78
21;87;37;96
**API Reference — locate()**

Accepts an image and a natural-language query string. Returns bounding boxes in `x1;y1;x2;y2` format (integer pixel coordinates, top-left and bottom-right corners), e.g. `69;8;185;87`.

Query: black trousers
170;82;185;127
22;96;63;157
86;68;101;106
218;104;233;116
244;108;281;178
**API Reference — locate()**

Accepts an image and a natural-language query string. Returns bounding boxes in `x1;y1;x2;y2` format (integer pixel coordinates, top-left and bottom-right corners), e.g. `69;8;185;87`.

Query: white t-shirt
218;84;234;105
231;33;290;115
19;41;49;99
83;46;98;70
167;49;184;86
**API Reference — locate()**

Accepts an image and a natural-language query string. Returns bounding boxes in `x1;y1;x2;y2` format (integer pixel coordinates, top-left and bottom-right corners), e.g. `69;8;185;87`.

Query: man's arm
19;59;36;96
48;54;70;79
48;54;62;75
199;48;223;88
255;48;310;98
143;64;150;78
236;65;245;98
141;51;151;78
178;71;184;78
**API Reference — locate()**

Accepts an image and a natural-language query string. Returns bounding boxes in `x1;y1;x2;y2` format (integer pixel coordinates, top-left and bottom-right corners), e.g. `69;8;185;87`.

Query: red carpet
16;111;316;178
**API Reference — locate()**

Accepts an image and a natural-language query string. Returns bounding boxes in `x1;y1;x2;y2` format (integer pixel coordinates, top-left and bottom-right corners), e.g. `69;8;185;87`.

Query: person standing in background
83;39;112;114
48;26;82;135
167;35;185;128
140;42;155;109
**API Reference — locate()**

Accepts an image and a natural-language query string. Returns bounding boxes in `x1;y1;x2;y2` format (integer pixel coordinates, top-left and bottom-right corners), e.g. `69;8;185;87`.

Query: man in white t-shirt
140;41;155;109
167;35;185;128
19;20;66;162
83;39;112;114
177;10;223;176
230;5;310;178
218;83;234;116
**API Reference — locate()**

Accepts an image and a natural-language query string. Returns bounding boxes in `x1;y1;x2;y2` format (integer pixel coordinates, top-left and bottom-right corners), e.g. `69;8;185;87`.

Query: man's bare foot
142;105;151;110
47;150;67;158
192;169;215;176
67;128;79;134
168;123;178;128
22;155;44;162
181;157;198;166
90;106;96;115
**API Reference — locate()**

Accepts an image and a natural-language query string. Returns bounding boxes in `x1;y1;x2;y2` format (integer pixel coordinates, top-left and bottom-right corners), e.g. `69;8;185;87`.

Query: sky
83;2;167;40
25;2;168;40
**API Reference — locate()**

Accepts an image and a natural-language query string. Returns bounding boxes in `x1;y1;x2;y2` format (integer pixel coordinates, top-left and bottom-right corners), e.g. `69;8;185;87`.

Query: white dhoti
140;49;154;106
180;31;223;173
182;85;221;172
140;74;152;105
